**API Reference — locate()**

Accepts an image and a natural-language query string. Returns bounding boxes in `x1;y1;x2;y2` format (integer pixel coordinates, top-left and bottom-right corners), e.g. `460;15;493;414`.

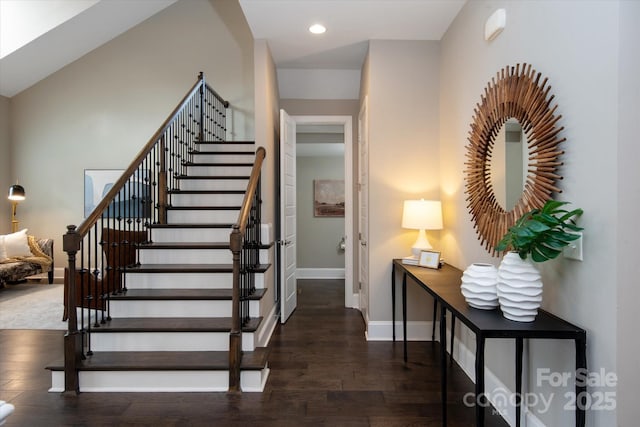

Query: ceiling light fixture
309;24;326;35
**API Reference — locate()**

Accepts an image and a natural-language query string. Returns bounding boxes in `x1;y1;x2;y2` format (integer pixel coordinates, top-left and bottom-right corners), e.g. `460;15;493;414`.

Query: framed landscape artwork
314;179;345;217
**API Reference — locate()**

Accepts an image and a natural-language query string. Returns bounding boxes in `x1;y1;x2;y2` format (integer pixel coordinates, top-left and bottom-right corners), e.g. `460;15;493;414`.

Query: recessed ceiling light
309;24;326;35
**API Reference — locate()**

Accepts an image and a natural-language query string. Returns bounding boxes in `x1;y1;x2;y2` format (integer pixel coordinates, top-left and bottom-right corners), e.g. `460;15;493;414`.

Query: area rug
0;282;67;330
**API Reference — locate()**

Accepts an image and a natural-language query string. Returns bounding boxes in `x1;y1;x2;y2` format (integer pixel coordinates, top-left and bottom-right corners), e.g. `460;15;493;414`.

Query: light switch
563;232;583;261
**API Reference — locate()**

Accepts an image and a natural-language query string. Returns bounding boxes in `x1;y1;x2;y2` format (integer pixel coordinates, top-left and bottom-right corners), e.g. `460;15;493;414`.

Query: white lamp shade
402;200;443;230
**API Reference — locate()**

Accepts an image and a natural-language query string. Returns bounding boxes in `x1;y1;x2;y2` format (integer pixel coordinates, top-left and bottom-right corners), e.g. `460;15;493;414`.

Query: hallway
0;279;507;426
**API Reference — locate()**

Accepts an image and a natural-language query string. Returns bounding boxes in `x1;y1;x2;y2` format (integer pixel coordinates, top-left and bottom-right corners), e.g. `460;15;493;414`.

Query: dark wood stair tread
128;263;271;273
185;162;253;167
148;223;234;229
176;175;249;180
168;190;245;194
190;150;255;155
140;242;230;250
47;347;269;371
194;140;255;145
111;289;266;301
166;205;240;210
91;316;262;333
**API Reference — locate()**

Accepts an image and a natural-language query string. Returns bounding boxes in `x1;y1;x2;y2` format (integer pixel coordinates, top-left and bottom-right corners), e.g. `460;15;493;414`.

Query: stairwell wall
253;39;279;320
8;0;255;263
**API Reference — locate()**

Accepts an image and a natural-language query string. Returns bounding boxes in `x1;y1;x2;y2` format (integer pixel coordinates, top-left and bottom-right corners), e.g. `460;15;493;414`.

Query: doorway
279;114;354;310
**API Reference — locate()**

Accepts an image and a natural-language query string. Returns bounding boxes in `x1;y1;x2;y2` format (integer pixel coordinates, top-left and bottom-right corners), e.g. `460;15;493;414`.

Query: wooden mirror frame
464;63;564;254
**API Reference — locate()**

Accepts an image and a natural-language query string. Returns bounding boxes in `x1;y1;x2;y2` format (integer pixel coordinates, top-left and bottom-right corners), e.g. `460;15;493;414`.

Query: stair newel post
229;227;243;393
63;225;83;395
158;135;168;224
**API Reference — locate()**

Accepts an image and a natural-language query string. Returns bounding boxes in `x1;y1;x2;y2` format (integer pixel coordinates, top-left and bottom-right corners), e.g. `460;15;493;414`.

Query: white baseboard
296;268;345;279
256;303;278;348
365;320;437;342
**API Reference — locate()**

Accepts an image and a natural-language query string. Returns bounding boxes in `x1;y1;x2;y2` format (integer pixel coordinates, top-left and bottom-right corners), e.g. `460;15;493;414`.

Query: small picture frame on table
419;250;441;269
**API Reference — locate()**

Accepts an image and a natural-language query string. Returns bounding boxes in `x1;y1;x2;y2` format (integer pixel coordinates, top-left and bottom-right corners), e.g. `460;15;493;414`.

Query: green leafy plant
495;200;584;262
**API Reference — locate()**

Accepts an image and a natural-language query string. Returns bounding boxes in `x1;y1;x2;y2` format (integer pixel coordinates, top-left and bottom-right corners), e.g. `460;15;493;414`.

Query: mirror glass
489;119;528;211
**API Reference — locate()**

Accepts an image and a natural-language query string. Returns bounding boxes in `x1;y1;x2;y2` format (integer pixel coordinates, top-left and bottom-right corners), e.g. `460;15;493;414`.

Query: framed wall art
313;179;345;217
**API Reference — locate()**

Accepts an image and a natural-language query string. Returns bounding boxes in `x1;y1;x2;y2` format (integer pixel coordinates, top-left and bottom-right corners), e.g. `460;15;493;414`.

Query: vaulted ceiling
0;0;465;97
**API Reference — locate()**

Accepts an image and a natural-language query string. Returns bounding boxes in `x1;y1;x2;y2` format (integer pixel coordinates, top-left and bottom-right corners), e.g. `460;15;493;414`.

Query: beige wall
616;0;640;425
296;155;345;269
440;1;620;425
0;95;10;234
253;39;279;318
8;0;254;262
362;40;441;322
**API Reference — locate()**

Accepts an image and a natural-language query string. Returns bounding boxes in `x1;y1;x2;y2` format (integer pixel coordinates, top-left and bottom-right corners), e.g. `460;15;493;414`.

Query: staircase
48;141;274;393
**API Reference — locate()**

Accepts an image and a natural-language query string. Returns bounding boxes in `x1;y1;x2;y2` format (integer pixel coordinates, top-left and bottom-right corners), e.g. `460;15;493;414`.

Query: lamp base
411;229;433;258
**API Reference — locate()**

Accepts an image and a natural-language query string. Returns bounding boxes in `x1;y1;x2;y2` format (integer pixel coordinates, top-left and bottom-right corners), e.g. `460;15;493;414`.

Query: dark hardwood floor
0;279;508;426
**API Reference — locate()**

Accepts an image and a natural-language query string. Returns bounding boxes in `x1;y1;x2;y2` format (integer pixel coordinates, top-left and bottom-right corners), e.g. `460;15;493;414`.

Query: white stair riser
152;224;271;245
196;144;255;153
180;179;248;191
192;153;255;163
50;368;268;393
138;248;270;264
139;249;232;264
151;227;232;243
186;165;252;176
124;272;265;290
171;193;244;207
91;331;256;352
109;300;260;318
167;209;239;223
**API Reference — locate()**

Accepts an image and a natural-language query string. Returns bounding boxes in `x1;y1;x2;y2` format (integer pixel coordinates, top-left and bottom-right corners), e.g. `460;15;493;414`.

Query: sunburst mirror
464;63;565;255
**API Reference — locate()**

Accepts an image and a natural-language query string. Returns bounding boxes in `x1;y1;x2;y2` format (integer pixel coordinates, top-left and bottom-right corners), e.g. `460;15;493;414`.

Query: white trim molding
365;320;437;342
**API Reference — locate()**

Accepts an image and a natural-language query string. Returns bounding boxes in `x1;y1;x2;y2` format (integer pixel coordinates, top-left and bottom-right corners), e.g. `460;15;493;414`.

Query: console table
391;259;587;427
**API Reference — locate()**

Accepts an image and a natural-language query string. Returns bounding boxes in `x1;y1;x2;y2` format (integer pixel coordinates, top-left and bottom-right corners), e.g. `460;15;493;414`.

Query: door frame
291;115;354;308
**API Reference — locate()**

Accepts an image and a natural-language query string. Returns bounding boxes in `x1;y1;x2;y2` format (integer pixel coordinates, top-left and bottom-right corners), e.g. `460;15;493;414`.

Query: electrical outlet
563;232;583;261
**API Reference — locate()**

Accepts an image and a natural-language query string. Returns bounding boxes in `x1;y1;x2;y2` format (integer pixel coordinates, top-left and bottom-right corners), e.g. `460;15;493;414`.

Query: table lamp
402;199;443;262
8;184;26;232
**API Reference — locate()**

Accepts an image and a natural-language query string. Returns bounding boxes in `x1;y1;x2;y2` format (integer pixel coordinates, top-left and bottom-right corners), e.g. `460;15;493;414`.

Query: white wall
8;0;255;261
440;1;620;425
361;40;441;323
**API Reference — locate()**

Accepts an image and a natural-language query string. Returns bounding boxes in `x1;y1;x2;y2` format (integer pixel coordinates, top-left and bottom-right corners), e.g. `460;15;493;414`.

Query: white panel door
280;109;297;323
358;97;369;321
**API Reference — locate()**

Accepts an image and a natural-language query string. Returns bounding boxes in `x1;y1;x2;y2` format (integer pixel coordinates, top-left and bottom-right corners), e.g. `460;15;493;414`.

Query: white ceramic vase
497;252;543;322
460;263;499;309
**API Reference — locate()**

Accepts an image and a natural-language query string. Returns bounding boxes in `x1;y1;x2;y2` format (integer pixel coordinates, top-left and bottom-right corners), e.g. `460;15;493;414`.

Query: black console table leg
516;337;523;427
402;272;408;363
440;305;447;427
392;263;396;342
475;335;486;426
576;335;587;427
